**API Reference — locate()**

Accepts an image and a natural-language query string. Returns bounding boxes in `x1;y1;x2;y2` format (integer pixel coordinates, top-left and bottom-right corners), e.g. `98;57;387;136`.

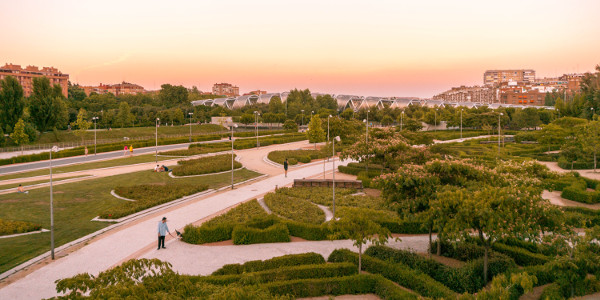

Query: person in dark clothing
162;165;170;172
284;158;288;177
157;217;173;250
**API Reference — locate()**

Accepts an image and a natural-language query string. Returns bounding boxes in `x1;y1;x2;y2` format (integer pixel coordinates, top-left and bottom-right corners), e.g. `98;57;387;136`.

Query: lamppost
254;111;260;148
400;111;404;131
92;117;99;155
434;109;437;132
301;110;305;127
592;107;595;119
324;115;332;178
155;118;160;164
364;110;370;174
231;123;238;189
188;112;193;142
460;109;463;139
498;113;503;156
332;136;341;219
49;145;58;259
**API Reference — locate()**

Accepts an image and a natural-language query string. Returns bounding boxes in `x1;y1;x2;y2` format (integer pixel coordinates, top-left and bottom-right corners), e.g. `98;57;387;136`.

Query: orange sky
1;0;599;97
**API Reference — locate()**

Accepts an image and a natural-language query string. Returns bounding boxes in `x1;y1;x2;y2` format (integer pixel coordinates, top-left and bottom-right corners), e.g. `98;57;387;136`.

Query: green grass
204;200;269;227
263;193;324;225
267;149;328;165
0;167;261;274
0;154;175;181
0;175;89;191
172;154;242;176
431;138;545;163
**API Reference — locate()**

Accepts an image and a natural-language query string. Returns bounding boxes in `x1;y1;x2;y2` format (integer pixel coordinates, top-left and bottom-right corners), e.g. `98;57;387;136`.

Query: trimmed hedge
267;149;327;165
212;252;326;275
101;183;208;219
0;219;42;236
539;283;563;300
491;243;550;266
232;223;290;245
275;187;356;207
282;219;333;240
561;185;600;204
199;263;357;286
327;249;456;299
262;274;417;299
263;193;325;225
431;240;485;261
172;154;242;176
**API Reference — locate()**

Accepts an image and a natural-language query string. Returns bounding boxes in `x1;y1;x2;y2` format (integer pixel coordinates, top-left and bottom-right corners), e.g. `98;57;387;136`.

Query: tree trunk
428;226;432;259
572;161;574;171
436;233;442;256
358;243;362;273
595;152;597;173
483;244;489;283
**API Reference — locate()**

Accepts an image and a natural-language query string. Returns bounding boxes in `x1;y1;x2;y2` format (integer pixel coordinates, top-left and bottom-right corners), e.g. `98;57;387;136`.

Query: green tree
29;77;69;132
283;119;298;131
171;108;184;125
0;127;5;147
67;82;87;102
537;123;567;150
158;84;189;108
116;102;134;128
380;115;394;126
71;108;92;143
340;108;354;120
262;112;278;128
240;113;254;125
580;120;600;172
10;119;29;155
0;75;25;131
267;96;284;114
306;115;325;148
315;94;337;110
330;211;392;272
403;118;423;131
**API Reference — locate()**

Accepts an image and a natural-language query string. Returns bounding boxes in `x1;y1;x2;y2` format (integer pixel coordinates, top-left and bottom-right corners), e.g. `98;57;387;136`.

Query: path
433;135;514;144
0;143;349;300
538;161;600;181
542;190;600;210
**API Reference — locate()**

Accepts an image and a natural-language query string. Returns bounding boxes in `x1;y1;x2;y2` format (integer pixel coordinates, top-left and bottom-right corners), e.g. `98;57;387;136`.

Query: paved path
433;135;513;144
542;190;600;210
537;161;600;181
0;145;348;300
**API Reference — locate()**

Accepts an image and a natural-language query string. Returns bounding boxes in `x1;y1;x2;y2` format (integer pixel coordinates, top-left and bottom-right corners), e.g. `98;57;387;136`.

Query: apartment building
212;83;239;97
483;69;535;86
81;81;145;96
432;85;497;103
0;63;69;98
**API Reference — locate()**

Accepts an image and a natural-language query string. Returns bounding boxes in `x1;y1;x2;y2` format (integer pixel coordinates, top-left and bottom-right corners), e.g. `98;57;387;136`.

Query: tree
315;94;337;110
71;108;92;144
330;211;392;272
306;115;325;149
67;82;87;102
0;75;25;131
10;119;29;155
403;118;423;131
29;77;69;132
283;119;298;131
340;108;354;120
171;108;184;125
268;96;284;114
116;102;134;128
580;120;600;172
240;113;254;125
0;127;5;147
380;115;394;126
262;112;278;128
158;84;189;108
537;123;567;151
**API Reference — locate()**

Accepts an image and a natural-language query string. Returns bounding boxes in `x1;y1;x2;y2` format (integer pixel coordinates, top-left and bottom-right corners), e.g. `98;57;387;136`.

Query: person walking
157;217;173;250
129;145;133;157
284;158;288;177
84;146;88;157
124;145;128;157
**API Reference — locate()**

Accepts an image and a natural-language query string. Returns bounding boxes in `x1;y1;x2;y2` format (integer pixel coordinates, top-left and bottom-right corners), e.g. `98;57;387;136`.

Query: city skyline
1;0;599;97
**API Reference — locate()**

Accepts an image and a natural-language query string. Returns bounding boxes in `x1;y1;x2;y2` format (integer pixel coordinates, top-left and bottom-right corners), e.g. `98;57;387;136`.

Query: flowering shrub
0;219;42;236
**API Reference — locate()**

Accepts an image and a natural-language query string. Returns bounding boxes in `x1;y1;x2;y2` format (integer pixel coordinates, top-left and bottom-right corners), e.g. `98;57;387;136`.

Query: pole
366;110;369;174
324;115;330;178
50;149;54;260
332;138;336;219
189;113;192;142
155;118;159;164
400;112;403;131
498;114;501;157
460;109;463;139
93;118;97;155
231;125;234;189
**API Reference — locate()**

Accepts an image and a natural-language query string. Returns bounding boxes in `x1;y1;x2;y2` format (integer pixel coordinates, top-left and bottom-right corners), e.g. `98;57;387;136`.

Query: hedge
198;263;357;286
267;149;328;165
0;219;42;236
431;240;485;261
327;249;456;299
212;252;326;275
172;154;242;176
282;220;333;240
561;185;600;204
491;243;550;266
232;223;290;245
263;193;325;225
338;165;386;177
262;274;417;299
538;283;563;300
100;183;208;219
274;187;356;207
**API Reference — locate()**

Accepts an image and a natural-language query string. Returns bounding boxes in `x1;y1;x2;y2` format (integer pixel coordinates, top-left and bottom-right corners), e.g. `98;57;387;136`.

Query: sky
1;0;599;98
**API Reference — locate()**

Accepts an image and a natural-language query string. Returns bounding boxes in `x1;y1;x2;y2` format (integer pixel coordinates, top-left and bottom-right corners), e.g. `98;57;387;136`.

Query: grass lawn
0;175;89;191
0;168;260;274
0;154;175;181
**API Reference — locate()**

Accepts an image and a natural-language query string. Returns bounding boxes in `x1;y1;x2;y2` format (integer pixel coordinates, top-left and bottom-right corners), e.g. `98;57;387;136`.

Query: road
0;139;228;175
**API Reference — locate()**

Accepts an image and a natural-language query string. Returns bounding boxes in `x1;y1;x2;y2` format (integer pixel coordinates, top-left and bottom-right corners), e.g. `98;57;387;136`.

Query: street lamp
400;111;404;131
155;118;160;164
498;113;503;156
231;123;238;189
364;110;370;174
332;136;341;219
301;110;305;127
324;115;332;178
188;112;194;142
254;111;260;148
434;109;437;132
49;145;58;259
92;117;99;155
460;109;463;139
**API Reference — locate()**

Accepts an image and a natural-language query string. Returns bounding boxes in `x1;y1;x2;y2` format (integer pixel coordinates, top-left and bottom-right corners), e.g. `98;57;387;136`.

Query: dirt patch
53;191;64;194
364;188;381;197
519;283;550;300
417;253;466;268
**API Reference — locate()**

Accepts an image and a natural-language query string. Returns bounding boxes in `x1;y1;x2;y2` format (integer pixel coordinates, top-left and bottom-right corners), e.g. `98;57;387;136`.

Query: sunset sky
1;0;599;97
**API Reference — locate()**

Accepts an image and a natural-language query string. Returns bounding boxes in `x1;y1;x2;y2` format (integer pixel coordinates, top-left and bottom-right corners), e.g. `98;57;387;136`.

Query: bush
262;274;417;299
181;223;233;244
101;183;208;219
491;243;550;266
0;219;42;236
327;249;456;299
172;154;242;176
431;240;485;261
539;283;563;300
263;193;325;225
267;149;327;165
212;252;326;275
562;185;600;204
199;263;357;286
460;253;516;293
232;223;290;245
282;220;333;240
275;187;356;207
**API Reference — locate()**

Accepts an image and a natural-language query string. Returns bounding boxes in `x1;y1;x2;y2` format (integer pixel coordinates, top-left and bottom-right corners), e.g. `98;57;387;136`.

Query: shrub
181;223;233;244
232;222;290;245
491;243;550;266
199;263;357;286
172;154;242;176
327;249;456;299
263;193;325;225
539;283;562;299
459;253;516;293
561;185;600;204
282;220;333;240
212;252;326;275
267;149;327;165
204;199;268;227
431;240;485;261
0;219;42;236
101;183;208;219
275;187;356;207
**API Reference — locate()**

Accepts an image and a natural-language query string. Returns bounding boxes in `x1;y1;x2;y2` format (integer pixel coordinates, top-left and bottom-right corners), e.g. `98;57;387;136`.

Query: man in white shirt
157;217;173;250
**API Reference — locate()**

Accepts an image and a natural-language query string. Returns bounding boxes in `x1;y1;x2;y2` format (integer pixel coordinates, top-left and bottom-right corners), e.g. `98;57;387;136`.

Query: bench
293;179;363;189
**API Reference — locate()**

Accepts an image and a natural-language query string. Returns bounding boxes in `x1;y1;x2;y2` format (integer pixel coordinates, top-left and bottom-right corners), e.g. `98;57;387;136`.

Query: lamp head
157;118;160;121
334;136;341;142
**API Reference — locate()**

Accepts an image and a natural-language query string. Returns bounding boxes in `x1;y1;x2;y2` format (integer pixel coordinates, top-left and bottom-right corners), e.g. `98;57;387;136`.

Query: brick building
212;83;239;97
432;85;497;103
244;90;267;96
81;81;145;96
0;63;69;98
500;90;544;106
484;69;535;86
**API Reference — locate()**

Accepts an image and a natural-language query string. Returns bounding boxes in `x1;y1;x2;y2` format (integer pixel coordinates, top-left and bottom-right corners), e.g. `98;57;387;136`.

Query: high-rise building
212;83;239;97
483;69;535;86
0;63;69;98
